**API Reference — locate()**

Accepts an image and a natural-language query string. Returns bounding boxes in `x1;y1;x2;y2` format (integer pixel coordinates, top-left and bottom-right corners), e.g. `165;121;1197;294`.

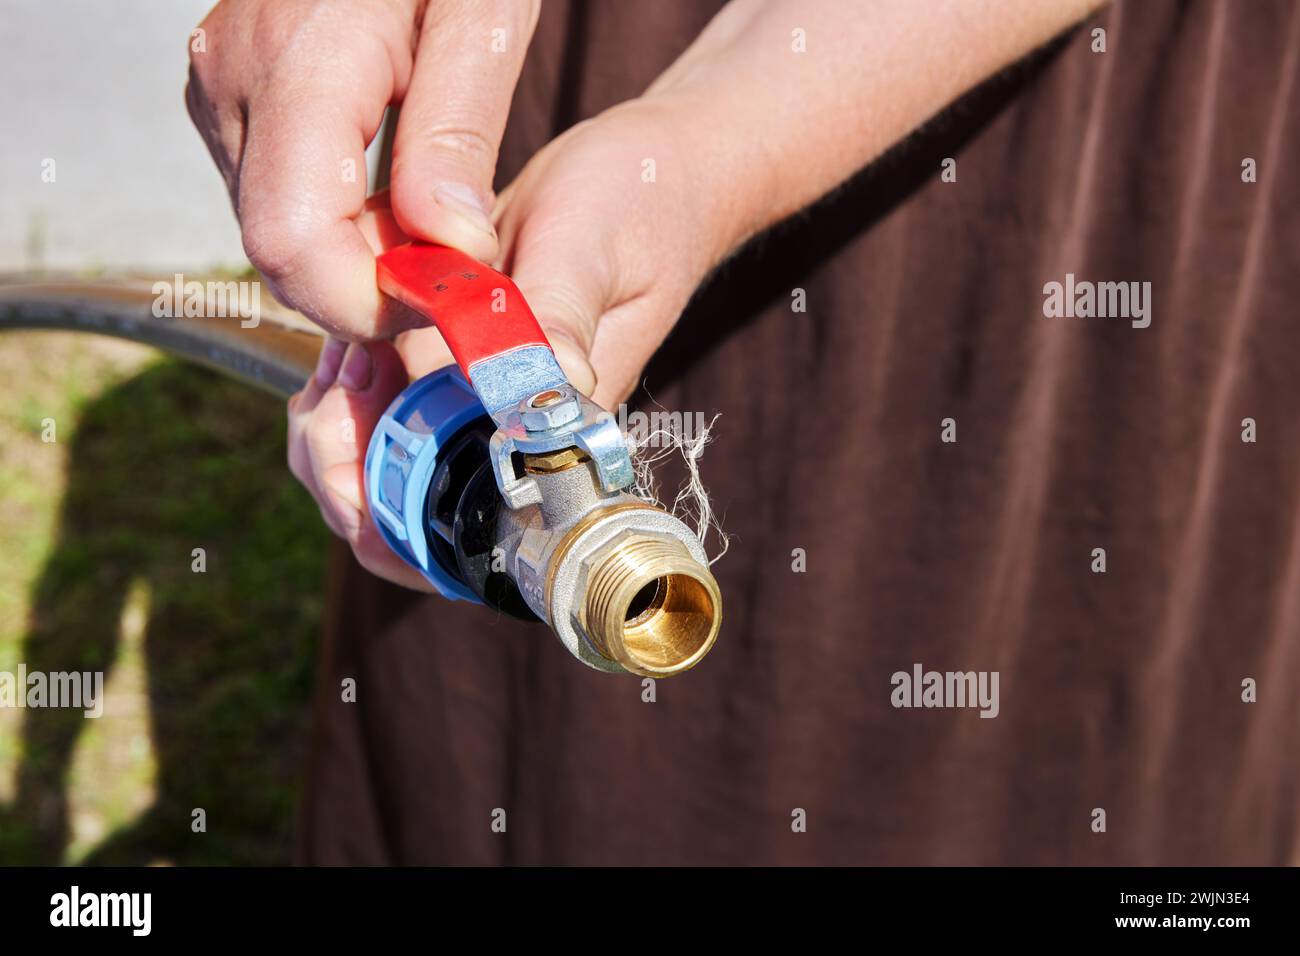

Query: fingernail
314;337;347;388
339;343;372;391
433;182;497;238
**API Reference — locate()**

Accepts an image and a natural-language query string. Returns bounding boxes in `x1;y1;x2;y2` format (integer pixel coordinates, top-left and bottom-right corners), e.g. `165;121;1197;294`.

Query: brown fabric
296;0;1300;865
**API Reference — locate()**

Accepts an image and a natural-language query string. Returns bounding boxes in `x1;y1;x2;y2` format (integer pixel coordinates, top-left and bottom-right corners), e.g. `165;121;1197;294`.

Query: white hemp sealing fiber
625;412;730;566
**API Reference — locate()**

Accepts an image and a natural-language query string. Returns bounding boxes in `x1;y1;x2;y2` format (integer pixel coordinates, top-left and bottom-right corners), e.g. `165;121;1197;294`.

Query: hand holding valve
365;243;722;677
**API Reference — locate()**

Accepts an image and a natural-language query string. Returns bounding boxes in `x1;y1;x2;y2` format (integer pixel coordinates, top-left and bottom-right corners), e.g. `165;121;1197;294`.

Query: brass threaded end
582;535;721;678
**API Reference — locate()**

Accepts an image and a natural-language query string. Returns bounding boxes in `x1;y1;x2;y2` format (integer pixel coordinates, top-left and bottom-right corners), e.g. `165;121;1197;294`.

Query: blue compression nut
364;365;490;603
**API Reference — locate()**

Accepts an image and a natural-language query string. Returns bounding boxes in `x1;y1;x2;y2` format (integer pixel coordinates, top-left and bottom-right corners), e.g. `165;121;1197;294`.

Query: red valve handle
376;242;553;378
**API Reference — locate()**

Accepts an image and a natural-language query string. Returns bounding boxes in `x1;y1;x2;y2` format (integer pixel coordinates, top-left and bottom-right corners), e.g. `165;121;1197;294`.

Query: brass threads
581;535;721;678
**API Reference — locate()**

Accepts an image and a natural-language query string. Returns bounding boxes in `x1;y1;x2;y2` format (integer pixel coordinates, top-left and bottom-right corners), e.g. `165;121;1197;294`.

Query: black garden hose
0;278;323;398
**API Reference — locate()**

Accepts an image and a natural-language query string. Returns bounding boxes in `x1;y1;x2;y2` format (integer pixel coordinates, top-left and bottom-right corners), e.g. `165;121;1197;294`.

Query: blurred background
0;1;346;864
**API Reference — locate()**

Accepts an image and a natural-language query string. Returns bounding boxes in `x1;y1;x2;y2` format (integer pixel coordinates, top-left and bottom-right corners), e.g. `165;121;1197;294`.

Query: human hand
186;0;540;339
287;95;745;586
255;0;1107;590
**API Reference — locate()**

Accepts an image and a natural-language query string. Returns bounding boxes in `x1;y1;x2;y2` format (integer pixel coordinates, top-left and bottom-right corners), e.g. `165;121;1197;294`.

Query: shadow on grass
0;360;328;865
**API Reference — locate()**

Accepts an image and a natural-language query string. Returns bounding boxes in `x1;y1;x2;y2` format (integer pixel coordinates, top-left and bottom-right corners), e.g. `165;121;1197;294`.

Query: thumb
389;1;540;262
510;263;604;400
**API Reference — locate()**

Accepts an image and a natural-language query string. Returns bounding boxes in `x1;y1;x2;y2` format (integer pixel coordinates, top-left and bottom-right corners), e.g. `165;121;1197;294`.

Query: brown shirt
298;0;1300;865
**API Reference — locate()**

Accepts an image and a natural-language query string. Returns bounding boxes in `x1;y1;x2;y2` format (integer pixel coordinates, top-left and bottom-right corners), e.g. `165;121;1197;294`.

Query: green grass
0;332;328;865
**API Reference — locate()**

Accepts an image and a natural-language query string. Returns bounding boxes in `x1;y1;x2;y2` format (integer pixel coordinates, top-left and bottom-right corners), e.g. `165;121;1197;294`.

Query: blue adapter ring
364;365;491;603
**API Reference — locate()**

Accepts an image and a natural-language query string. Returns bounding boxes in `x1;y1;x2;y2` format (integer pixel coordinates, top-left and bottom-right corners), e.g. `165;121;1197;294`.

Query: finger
303;341;433;591
355;191;413;252
184;63;243;197
582;298;676;410
505;220;607;398
356;192;454;373
352;195;435;334
288;337;350;537
320;460;434;591
234;28;424;339
392;325;457;380
389;0;541;261
184;1;254;200
238;105;406;339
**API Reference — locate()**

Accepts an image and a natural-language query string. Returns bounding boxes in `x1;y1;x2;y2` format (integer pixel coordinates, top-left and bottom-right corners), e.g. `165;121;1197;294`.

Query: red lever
377;242;552;377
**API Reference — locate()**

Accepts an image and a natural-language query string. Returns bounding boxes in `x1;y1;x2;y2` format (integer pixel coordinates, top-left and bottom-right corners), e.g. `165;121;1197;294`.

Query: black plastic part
453;462;537;621
426;419;537;622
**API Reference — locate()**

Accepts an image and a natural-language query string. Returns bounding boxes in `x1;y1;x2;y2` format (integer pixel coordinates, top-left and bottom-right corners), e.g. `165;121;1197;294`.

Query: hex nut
519;387;581;431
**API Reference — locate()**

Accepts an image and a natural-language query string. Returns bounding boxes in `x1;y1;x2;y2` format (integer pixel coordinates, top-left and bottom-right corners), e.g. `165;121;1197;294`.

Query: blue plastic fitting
363;365;490;603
